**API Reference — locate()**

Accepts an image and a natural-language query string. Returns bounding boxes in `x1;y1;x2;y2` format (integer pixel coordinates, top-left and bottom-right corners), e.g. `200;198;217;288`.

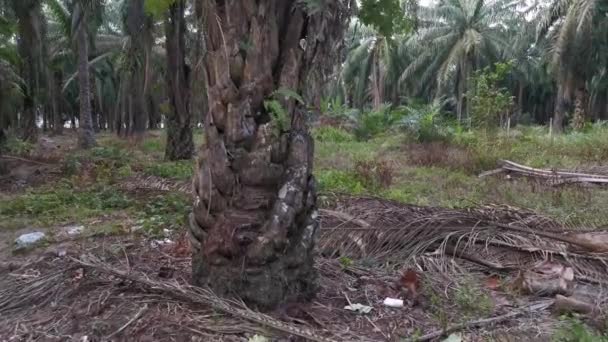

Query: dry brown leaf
484;275;501;290
398;269;421;302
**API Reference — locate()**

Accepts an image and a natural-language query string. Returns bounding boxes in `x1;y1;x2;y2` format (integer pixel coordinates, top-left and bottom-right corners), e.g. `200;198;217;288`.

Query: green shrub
400;100;455;143
137;193;191;236
316;170;365;194
0;184;133;228
313;126;354;143
352;104;406;141
141;138;165;154
2;133;33;155
553;316;608;342
454;281;493;317
89;146;131;166
143;160;193;180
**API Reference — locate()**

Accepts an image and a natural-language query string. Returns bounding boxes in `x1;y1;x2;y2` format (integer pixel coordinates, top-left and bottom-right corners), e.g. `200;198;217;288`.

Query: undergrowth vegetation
313;117;608;225
3;118;608;236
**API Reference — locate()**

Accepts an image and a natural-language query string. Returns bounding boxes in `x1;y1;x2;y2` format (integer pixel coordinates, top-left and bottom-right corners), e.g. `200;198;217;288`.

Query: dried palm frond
319;196;608;285
69;255;363;342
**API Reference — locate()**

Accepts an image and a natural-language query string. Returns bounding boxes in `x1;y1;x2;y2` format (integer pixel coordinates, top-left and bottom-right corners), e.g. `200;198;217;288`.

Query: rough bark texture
125;0;152;138
571;87;587;131
51;69;63;134
76;6;96;149
190;0;208;127
164;1;194;161
553;84;567;134
15;0;43;143
189;0;354;309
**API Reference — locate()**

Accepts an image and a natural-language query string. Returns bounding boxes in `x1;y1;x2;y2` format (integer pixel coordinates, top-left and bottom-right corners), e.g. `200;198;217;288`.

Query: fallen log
479;160;608;186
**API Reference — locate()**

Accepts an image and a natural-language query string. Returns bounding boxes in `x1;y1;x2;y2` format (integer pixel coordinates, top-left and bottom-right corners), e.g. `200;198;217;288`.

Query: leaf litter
0;194;607;341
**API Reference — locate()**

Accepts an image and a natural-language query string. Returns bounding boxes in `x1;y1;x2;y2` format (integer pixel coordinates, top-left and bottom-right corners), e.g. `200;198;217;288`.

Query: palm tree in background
0;12;24;137
401;0;515;122
12;0;45;142
538;0;608;132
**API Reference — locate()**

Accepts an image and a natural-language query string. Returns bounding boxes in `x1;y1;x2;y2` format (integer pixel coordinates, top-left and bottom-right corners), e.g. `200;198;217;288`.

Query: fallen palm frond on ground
0;247;565;342
319;196;608;286
479;160;608;186
2;195;607;341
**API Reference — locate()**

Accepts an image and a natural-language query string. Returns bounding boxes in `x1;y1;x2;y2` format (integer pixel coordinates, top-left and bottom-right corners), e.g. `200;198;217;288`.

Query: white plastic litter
344;303;373;314
15;232;46;249
65;225;84;236
151;238;173;248
383;297;404;308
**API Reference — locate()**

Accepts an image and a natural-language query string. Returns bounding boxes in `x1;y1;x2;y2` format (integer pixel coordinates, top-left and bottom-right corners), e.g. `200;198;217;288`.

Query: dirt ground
1;134;607;342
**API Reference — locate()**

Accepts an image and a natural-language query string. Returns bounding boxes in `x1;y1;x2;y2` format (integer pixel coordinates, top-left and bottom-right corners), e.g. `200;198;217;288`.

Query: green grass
4;124;608;233
553;316;608;342
0;182;133;230
136;192;191;236
143;160;194;180
315;125;608;226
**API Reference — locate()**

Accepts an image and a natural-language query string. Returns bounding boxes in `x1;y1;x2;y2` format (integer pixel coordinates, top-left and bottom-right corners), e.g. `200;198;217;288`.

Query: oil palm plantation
401;0;515;122
341;23;410;109
538;0;608;132
0;13;23;137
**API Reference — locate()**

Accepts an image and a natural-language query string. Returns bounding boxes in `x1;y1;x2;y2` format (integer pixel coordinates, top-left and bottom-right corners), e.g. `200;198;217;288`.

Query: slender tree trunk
76;7;96;148
190;0;208;128
553;84;566;134
147;94;160;129
456;63;465;123
164;1;193;160
51;69;63;134
189;0;353;309
15;0;42;143
90;73;99;132
517;82;524;120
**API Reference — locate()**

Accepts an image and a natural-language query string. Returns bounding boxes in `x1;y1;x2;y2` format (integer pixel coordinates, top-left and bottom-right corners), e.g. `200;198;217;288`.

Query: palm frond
45;0;71;38
62;51;114;92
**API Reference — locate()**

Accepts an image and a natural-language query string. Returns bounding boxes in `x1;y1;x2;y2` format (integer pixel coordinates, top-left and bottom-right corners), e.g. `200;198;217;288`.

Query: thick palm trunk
77;12;96;149
189;0;353;309
571;87;587;131
164;1;193;161
125;0;153;138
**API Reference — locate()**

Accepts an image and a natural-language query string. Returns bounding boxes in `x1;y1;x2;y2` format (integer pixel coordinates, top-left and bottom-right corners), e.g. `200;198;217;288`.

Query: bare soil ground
1;133;607;342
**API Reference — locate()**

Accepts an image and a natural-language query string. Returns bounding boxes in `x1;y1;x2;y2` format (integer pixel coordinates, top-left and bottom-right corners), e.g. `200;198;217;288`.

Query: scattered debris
553;295;596;315
515;261;574;296
64;225;85;236
484;276;501;290
248;335;270;342
415;301;552;341
344;303;373;314
442;333;462;342
150;238;173;248
480;160;608;186
383;297;404;308
398;269;421;302
14;232;46;250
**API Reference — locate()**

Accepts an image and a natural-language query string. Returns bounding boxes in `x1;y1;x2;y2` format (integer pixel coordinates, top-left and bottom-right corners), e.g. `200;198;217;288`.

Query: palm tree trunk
51;69;63;135
572;87;587;131
15;0;42;143
189;0;352;309
164;1;193;160
76;9;96;149
553;84;567;134
190;0;208;128
517;82;524;120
